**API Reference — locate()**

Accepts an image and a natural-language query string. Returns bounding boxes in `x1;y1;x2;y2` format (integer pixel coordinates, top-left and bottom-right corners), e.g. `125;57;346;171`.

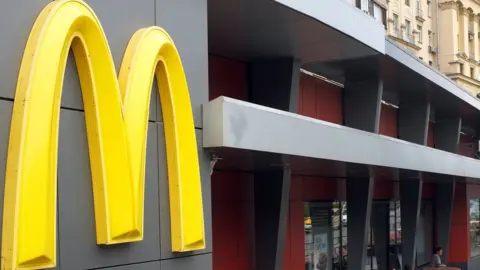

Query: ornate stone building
387;0;440;67
438;0;480;95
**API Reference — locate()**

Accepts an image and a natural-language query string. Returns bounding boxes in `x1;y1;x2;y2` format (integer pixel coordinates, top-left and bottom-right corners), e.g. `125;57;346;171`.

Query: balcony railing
405;33;415;44
416;8;423;17
393;28;402;39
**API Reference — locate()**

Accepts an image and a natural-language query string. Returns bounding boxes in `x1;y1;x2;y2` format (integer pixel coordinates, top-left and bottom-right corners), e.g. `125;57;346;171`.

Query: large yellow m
1;0;205;269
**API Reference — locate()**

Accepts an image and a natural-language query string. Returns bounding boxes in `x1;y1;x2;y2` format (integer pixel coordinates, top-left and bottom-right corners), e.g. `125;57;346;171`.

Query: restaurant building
2;0;480;270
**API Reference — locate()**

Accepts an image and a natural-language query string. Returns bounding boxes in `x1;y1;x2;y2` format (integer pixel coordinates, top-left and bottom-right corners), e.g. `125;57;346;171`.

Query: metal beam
435;176;455;264
253;166;291;270
344;76;383;133
347;164;374;270
400;170;423;269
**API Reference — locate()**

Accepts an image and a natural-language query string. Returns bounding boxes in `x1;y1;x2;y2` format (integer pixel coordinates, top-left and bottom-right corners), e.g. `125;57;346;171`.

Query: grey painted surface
385;39;480;114
344;77;383;133
203;97;480;179
398;100;430;145
62;0;158;120
0;100;12;265
399;174;423;269
156;0;208;128
253;168;291;270
160;253;213;270
0;0;50;101
346;165;374;270
106;261;161;270
436;178;455;264
57;110;161;269
249;58;301;113
157;125;212;259
434;117;462;153
468;256;480;270
274;0;385;54
0;0;205;127
372;203;389;270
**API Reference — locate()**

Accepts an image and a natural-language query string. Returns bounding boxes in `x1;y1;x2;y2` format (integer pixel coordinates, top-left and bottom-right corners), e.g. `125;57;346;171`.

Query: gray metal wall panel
249;58;301;113
398;100;430;145
436;178;455;264
346;165;374;270
274;0;385;54
155;0;208;128
253;168;291;270
372;203;389;270
98;261;161;270
399;176;423;269
343;77;383;133
157;124;212;259
0;100;12;266
160;253;212;270
468;257;480;270
62;0;159;122
0;0;50;100
57;110;161;269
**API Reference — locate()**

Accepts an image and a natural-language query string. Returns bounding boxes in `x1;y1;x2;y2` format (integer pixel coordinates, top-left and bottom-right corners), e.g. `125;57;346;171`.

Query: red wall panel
459;134;476;158
373;181;393;200
448;182;470;262
209;56;249;101
427;122;434;147
422;183;434;199
379;104;398;138
212;172;254;270
298;74;343;124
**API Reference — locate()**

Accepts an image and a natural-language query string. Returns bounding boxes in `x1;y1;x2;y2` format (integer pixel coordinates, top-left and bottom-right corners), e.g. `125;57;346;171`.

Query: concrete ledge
203;97;480;179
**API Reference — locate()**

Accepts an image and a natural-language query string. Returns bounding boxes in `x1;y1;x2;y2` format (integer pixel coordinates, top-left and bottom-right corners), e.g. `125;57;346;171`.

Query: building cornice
388;35;422;51
448;73;480;88
439;1;460;11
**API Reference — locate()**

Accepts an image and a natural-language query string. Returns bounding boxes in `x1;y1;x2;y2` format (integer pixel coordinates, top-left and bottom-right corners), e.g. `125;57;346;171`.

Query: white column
473;16;479;60
460;8;470;54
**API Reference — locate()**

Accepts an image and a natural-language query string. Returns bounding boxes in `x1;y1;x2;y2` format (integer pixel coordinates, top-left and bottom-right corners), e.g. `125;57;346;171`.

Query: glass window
417;25;423;43
470;199;480;257
388;201;402;269
393;14;399;31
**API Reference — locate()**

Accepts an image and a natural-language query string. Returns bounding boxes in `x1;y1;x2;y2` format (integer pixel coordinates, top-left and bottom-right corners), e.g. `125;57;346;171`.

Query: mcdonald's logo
1;0;205;269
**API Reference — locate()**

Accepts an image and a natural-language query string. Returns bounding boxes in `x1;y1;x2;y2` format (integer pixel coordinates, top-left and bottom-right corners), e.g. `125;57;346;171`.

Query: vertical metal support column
253;167;291;270
249;58;300;270
434;117;461;264
434;117;462;153
344;75;382;270
398;99;430;269
399;170;423;269
372;203;390;270
347;165;375;270
344;76;383;133
249;58;301;114
436;177;455;263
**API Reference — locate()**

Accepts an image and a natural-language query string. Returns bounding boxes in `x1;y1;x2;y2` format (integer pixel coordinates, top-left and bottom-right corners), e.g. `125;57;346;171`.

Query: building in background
387;0;439;68
380;0;480;96
438;0;480;95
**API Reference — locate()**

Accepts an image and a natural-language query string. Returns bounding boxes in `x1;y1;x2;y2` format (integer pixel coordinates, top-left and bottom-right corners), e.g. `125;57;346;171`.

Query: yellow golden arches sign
1;0;205;269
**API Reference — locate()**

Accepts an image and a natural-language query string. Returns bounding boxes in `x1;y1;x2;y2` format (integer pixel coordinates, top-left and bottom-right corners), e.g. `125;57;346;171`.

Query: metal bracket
210;154;222;176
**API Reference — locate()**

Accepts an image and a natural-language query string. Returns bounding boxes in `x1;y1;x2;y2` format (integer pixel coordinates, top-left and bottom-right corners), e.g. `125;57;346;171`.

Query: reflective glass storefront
304;200;433;270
